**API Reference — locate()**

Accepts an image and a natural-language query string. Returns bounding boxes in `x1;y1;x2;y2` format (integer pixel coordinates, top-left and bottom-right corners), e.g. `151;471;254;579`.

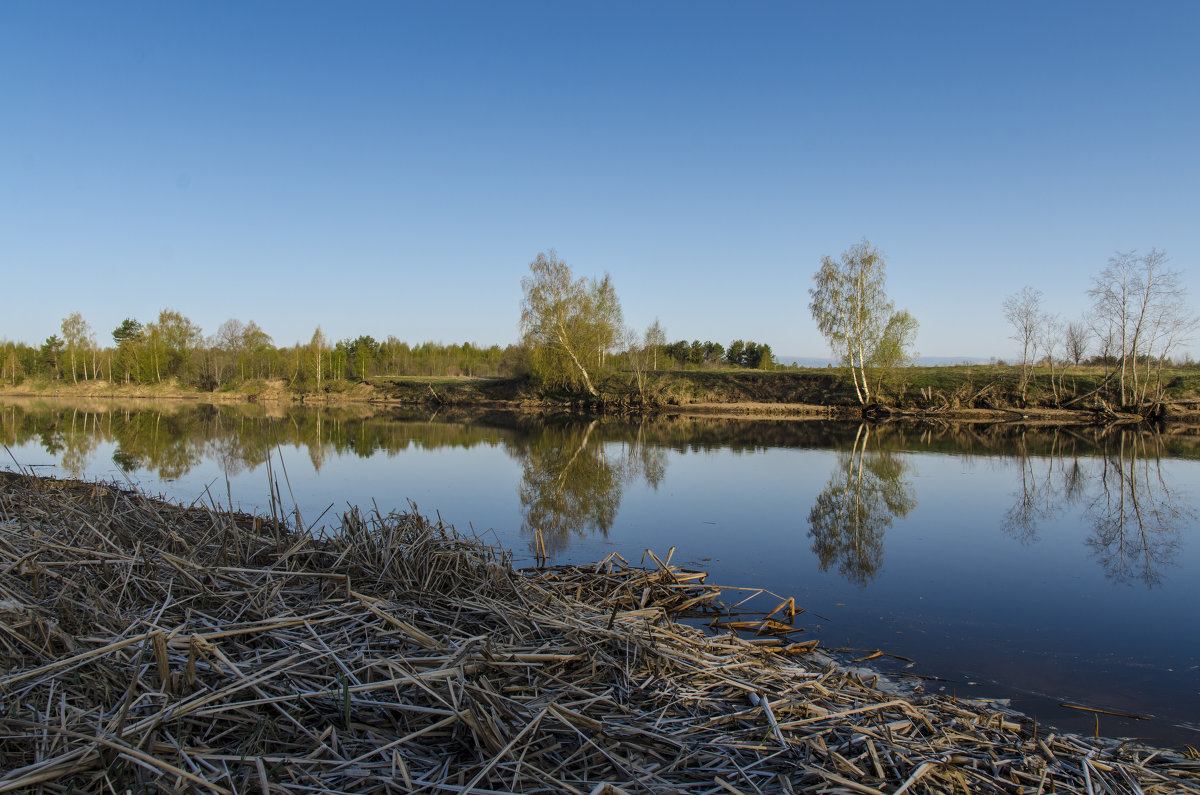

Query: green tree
41;335;65;379
2;341;24;386
346;335;380;381
240;321;273;379
112;318;143;345
643;318;666;370
590;273;623;368
145;309;202;383
726;340;745;367
112;318;144;384
60;312;91;383
520;251;623;397
810;240;912;404
869;309;919;396
309;327;327;389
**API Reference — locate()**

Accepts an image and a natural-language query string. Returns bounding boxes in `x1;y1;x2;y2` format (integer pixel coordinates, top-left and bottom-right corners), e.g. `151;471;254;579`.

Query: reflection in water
2;400;1194;588
1002;431;1086;544
1088;432;1189;586
806;424;917;585
5;399;1199;746
1001;429;1192;587
509;420;669;556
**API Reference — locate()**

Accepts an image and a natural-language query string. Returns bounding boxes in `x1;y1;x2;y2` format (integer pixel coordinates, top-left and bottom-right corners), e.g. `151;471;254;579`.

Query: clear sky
3;1;1198;361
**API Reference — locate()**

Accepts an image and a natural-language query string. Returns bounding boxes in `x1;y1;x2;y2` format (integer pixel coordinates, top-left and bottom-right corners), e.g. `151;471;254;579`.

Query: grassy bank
1;471;1198;792
6;364;1200;422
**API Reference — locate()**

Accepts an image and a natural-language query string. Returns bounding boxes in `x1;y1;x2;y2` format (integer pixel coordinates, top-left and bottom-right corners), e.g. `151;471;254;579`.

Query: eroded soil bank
4;367;1199;426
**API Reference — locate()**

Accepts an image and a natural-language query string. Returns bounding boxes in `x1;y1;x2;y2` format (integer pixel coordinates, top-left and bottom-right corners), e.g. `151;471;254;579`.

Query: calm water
3;398;1199;747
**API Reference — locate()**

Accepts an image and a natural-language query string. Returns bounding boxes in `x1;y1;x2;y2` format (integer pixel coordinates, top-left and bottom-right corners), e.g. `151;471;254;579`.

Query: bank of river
2;375;1187;426
2;471;1198;793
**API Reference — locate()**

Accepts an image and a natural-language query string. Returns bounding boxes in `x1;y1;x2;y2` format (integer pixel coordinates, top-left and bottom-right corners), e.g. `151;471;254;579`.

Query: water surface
3;398;1198;747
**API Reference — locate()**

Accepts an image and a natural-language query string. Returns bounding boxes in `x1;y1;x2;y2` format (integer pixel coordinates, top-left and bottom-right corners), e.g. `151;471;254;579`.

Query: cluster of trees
519;251;780;399
0;310;522;391
659;339;775;369
11;244;1187;408
1004;248;1198;406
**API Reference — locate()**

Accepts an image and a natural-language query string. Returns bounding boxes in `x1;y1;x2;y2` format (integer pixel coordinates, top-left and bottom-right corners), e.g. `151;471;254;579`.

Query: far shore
3;368;1198;426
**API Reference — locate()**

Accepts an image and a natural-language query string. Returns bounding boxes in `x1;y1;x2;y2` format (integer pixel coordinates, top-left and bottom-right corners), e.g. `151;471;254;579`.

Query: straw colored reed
0;470;1196;793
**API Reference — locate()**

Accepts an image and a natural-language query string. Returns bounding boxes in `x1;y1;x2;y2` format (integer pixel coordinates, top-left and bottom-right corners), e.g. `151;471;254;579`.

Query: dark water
3;398;1199;748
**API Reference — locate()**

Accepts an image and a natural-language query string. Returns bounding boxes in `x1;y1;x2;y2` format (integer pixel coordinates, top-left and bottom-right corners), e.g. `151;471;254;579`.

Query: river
2;397;1198;748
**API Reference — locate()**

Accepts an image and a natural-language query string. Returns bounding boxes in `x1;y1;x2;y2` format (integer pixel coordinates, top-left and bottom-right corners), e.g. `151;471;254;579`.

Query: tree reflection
806;425;916;585
1086;431;1189;586
1003;428;1191;587
59;408;101;478
510;419;669;557
1002;430;1088;544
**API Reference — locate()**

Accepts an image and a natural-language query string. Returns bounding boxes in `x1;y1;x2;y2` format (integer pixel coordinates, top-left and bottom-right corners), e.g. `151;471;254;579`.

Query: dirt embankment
6;369;1199;426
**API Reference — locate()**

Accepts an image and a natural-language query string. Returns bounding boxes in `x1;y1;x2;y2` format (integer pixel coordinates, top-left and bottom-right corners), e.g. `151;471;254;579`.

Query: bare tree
1039;312;1063;402
1089;249;1198;406
1064;319;1089;367
1003;287;1043;402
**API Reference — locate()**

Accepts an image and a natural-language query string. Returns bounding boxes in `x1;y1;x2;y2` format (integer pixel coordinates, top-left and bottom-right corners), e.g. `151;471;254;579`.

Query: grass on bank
5;363;1200;411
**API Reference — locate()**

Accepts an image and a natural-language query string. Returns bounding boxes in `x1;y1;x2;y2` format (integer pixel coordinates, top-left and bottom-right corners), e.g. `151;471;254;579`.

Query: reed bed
0;470;1197;794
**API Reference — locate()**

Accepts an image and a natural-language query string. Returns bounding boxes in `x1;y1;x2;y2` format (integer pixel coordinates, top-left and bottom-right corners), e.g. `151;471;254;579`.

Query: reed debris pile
1;470;1197;793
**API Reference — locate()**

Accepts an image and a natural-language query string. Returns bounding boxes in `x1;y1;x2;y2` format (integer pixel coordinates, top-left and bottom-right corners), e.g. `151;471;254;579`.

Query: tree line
0;310;525;391
660;339;775;370
7;243;1188;409
1;259;782;393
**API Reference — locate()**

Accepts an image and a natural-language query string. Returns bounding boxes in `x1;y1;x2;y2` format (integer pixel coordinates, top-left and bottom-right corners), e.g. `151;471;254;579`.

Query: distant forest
1;309;778;391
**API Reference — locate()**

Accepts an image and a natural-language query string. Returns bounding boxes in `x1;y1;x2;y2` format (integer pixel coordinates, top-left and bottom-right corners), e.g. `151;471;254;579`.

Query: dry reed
1;470;1196;793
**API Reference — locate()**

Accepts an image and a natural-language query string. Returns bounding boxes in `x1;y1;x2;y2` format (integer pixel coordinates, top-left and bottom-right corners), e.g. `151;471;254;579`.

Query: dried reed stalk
1;471;1196;793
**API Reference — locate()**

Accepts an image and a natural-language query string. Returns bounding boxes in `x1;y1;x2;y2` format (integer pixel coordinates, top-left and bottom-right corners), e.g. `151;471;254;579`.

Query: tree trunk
556;322;598;397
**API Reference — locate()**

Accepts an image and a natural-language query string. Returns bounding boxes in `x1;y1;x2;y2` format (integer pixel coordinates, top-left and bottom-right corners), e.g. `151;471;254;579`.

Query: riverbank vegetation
2;246;1195;418
3;470;1198;792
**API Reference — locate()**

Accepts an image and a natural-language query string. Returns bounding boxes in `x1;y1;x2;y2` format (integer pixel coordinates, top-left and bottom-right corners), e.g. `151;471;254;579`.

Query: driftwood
1;470;1197;793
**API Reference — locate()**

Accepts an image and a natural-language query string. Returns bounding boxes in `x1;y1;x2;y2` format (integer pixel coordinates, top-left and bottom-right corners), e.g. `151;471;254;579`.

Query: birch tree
1003;287;1043;403
643;318;666;370
520;251;623;397
60;312;91;384
1089;249;1197;405
590;273;623;368
310;327;327;390
809;240;912;404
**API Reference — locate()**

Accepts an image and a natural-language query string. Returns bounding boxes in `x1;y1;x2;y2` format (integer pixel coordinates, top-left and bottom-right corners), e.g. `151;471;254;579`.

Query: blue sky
3;1;1198;360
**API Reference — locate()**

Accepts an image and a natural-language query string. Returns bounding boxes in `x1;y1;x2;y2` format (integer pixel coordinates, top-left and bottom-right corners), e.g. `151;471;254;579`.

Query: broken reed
0;470;1197;793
